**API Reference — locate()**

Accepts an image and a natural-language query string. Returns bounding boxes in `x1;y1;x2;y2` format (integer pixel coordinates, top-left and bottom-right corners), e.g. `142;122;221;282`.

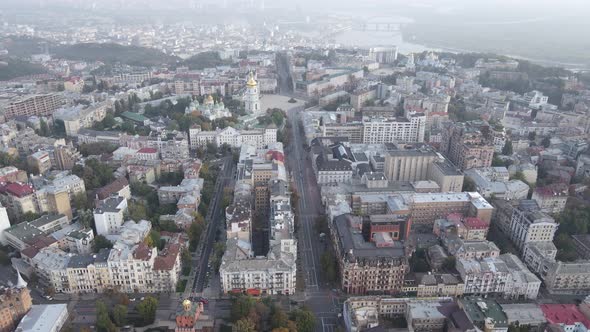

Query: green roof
460;296;508;328
121;111;148;123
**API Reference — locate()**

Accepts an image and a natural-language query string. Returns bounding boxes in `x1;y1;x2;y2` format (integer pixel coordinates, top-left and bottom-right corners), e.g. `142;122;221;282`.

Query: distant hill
0;36;52;57
183;51;231;70
52;43;180;67
0;58;47;81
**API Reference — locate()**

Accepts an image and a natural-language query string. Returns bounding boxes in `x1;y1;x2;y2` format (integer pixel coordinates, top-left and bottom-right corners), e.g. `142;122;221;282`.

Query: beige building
440;121;495;170
3;94;64;119
0;286;32;332
332;214;409;295
388;192;493;228
412;273;465;298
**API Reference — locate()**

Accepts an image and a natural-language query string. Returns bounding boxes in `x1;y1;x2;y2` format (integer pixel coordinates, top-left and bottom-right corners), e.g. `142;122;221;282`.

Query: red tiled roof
96;177;129;200
463;217;490;229
535;183;569;197
0;182;34;198
133;243;152;260
541;304;590;327
153;243;180;271
266;150;284;163
137;147;158;154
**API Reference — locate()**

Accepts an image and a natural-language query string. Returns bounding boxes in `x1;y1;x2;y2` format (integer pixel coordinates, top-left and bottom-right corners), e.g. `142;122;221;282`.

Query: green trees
188;218;205;252
235;318;257;332
292;308;316;332
111;304;128;327
137;296;158;325
410;249;430;273
541;136;551;148
96;301;117;332
320;251;338;284
502;140;513;155
72;159;115;190
93;235;113;253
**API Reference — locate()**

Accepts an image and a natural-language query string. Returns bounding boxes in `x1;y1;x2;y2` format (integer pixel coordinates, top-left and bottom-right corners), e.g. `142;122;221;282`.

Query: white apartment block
509;201;557;251
53;103;109;136
361;113;426;144
93;196;128;236
189;125;277;149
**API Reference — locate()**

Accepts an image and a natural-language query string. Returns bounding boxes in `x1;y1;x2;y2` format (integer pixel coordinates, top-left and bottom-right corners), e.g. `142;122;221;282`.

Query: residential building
406;301;447;332
3;94;64;119
0;205;10;246
219;144;296;296
189;125;277;149
444;237;500;260
541;304;590;331
53;102;108;136
0;284;32;332
388;192;493;228
428;159;464;192
0;182;37;220
95;177;131;201
137;147;159;160
543;260;590;295
331;214;409;295
361;113;426;144
500;303;547;332
459;296;509;332
14;303;69;332
440;121;495;170
464;167;529;200
53;145;82;171
93;196;128;235
532;183;569;214
413;273;465;298
27;151;52;175
509;200;558;251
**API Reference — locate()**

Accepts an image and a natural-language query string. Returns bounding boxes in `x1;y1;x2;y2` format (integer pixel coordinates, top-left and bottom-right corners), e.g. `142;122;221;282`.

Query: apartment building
0;182;37;220
93;196;128;236
457;254;541;299
509;200;558;252
440;121;495;170
3;94;64;119
542;261;590;295
464;167;530;200
388;192;493;228
361;113;426;144
220;143;296;296
331;214;409;295
412;273;465;298
29;240;182;294
53;103;109;136
531;183;569;214
0;285;32;332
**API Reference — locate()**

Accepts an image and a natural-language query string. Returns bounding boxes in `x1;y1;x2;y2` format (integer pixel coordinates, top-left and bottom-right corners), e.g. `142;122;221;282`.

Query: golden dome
207;94;214;102
246;74;257;87
182;299;192;311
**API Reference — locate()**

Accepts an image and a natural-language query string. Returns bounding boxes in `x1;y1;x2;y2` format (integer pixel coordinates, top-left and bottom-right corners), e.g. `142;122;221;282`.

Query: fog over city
1;0;589;66
2;0;590;331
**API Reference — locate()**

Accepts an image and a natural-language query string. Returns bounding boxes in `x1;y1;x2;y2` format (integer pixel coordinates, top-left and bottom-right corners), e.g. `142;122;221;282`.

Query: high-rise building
440;121;495;170
3;94;64;119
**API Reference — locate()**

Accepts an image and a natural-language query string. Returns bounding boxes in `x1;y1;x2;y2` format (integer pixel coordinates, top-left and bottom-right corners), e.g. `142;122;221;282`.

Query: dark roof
334;214;405;262
67;248;110;268
96;177;129;200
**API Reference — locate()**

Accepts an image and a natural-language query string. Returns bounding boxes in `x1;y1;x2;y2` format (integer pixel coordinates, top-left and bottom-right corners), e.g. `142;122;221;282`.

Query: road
276;52;294;95
286;106;342;332
192;156;234;293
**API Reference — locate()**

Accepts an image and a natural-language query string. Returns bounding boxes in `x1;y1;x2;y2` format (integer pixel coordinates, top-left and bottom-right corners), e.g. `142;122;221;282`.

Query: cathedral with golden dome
185;94;232;121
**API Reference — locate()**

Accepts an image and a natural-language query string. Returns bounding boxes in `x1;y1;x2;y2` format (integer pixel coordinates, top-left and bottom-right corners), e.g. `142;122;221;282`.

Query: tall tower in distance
244;71;260;114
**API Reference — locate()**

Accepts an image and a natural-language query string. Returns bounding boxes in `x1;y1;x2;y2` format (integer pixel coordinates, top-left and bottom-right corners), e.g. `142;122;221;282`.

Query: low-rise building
459;296;509;332
413;273;465;298
14;303;69;332
189;125;277;149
